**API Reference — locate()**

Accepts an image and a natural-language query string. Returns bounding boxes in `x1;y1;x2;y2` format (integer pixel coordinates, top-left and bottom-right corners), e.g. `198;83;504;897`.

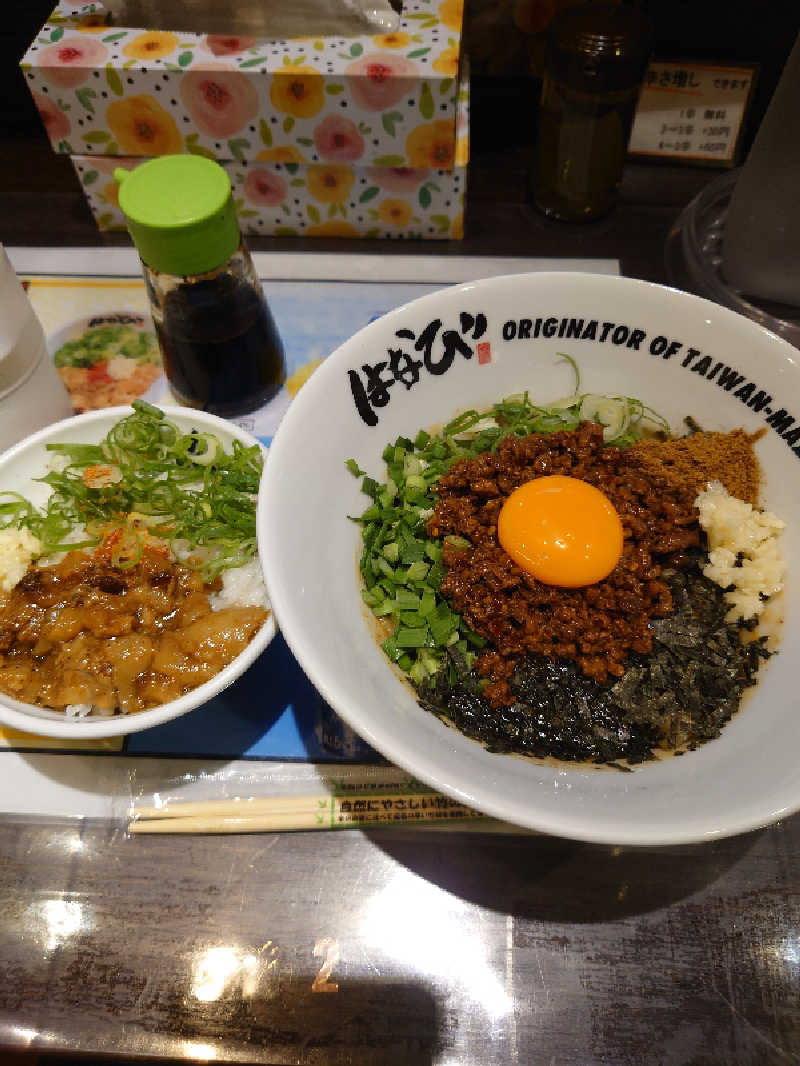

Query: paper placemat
0;249;618;819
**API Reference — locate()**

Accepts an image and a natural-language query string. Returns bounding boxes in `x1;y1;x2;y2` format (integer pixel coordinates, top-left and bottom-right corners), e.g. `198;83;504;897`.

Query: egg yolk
497;475;623;587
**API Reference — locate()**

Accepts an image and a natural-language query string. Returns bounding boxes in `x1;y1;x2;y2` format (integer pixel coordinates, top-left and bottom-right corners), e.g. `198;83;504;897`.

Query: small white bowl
0;405;274;738
259;271;800;845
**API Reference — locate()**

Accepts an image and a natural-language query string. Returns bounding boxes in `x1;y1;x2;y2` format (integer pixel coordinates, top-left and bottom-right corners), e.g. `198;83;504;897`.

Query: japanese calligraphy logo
348;311;489;427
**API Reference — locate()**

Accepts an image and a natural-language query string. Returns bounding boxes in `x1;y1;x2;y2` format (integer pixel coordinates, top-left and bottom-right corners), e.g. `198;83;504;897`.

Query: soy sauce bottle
114;155;285;416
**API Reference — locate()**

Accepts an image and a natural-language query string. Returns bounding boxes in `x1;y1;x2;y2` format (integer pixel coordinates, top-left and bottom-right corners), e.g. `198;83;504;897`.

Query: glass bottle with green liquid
532;2;653;222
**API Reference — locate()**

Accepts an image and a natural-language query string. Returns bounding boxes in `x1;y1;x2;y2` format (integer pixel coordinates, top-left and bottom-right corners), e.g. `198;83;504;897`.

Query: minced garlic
0;527;42;593
694;480;785;622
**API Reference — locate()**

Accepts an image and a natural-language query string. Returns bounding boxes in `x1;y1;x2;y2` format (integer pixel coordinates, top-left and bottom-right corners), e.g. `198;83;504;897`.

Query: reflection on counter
361;866;513;1019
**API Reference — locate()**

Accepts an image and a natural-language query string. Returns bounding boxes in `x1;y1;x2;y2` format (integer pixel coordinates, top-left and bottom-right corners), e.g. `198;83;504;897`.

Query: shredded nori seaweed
415;552;773;767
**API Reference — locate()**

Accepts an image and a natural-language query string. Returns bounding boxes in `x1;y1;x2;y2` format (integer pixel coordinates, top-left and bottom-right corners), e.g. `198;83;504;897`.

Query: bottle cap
548;2;653;93
114;155;240;276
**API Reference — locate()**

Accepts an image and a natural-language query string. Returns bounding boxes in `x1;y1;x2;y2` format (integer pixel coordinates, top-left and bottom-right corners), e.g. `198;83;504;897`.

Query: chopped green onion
395;626;429;648
348;358;672;691
405;561;430;581
382;541;400;563
1;401;263;582
394;588;421;610
346;458;365;477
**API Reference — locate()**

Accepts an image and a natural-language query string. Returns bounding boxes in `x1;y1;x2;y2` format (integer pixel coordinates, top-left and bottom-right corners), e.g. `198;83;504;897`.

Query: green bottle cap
114;155;240;276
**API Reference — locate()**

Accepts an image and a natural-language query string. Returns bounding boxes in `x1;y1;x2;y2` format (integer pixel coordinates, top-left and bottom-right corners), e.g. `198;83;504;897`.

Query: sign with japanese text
628;60;757;165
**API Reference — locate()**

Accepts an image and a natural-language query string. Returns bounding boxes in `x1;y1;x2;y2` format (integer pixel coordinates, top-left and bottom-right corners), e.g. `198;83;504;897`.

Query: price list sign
628;60;757;166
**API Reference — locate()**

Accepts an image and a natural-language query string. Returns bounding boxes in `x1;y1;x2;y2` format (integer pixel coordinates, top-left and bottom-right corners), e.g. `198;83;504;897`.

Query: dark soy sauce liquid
156;273;286;417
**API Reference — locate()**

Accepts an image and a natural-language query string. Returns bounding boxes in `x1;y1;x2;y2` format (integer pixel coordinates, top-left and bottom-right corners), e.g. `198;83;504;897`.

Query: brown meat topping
426;422;700;707
0;548;267;715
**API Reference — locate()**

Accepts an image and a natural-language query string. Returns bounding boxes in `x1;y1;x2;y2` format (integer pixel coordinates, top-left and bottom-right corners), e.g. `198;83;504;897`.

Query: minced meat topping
426;422;701;707
0;547;267;715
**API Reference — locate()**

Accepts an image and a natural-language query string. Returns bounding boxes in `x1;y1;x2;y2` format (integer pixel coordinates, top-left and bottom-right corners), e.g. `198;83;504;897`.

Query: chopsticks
127;790;487;834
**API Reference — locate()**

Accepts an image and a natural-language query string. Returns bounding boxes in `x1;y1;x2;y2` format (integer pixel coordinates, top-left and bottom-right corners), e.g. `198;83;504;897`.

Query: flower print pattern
378;199;413;226
432;45;460;77
344;53;419;112
121;31;179;61
455;103;470;167
270;66;325;120
256;146;308;163
307;165;355;204
102;180;120;207
244;167;289;206
366;166;428;193
438;0;464;31
454;132;469;168
313;116;365;163
75;154;464;240
30;0;469;224
406;120;456;168
371;31;412;49
37;36;109;88
33;92;71;140
179;65;259;137
106;95;184;155
202;35;258;56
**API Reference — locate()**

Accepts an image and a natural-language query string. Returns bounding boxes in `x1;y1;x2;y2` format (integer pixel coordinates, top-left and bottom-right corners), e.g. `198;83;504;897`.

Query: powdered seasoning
626;428;764;505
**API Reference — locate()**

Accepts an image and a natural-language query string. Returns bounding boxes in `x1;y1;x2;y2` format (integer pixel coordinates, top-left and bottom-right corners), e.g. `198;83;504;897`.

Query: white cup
0;246;73;453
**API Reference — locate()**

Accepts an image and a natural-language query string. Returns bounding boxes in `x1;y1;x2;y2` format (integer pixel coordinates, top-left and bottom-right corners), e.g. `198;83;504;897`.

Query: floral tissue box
23;0;469;239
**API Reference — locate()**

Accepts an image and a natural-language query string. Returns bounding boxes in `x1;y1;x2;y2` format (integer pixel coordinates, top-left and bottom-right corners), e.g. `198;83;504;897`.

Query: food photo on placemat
47;311;162;412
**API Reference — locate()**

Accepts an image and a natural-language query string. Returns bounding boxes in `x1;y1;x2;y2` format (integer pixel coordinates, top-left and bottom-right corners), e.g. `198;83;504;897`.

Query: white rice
64;703;94;718
209;557;270;610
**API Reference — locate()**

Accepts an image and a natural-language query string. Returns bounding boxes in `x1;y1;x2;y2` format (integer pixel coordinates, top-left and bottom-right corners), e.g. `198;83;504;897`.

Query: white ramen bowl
0;405;274;738
259;272;800;846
